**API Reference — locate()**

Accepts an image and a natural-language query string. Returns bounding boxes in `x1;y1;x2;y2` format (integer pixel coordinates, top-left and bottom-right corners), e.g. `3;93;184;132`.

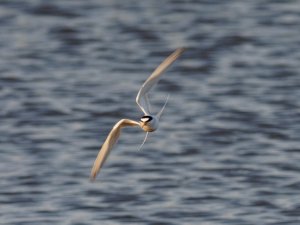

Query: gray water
1;0;300;224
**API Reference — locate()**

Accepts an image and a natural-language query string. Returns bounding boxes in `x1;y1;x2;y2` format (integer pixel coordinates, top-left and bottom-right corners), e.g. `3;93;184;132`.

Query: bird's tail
138;132;149;151
157;94;170;119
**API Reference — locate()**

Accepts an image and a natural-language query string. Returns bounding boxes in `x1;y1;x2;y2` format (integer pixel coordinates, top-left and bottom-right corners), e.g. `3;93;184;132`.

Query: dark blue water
1;0;300;224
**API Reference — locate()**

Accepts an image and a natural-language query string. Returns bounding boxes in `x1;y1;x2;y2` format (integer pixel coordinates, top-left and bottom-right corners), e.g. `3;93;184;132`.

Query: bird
90;48;185;181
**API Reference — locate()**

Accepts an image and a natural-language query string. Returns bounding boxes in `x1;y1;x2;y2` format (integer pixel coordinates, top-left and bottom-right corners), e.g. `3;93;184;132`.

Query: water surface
1;1;300;224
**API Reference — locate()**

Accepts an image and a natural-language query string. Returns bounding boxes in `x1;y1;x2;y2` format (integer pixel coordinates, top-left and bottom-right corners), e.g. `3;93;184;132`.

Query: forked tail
138;132;149;151
156;94;170;119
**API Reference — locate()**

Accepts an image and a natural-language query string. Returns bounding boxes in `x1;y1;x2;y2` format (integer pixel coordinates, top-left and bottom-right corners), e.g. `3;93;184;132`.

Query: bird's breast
140;116;159;132
141;124;157;132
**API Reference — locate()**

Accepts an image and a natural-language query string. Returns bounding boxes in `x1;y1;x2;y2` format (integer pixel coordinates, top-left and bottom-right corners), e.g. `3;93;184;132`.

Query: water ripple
1;0;300;224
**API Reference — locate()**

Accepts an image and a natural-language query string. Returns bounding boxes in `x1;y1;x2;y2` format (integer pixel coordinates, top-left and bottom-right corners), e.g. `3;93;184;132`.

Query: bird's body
140;115;159;132
90;48;185;181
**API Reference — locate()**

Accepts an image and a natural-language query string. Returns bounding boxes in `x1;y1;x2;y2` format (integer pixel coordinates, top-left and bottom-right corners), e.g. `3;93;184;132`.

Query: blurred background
1;0;300;224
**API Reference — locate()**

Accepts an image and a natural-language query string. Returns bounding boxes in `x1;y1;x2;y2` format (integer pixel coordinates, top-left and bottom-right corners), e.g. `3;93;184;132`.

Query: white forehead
141;117;149;122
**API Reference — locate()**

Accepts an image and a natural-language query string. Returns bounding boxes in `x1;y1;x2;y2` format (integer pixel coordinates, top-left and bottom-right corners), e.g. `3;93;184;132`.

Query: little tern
90;48;185;181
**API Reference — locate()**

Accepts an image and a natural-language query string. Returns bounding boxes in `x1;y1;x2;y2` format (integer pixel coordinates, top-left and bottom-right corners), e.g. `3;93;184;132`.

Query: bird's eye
140;116;152;122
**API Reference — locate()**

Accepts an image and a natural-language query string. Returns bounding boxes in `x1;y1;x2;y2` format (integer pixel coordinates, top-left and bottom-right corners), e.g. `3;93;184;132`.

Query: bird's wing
136;48;185;115
90;119;140;181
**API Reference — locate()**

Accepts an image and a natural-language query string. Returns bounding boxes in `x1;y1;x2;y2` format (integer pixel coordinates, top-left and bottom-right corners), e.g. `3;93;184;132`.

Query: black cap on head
140;115;153;122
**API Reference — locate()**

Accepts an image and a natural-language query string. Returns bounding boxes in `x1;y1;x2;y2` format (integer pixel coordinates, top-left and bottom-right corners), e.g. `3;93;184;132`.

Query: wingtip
177;47;186;53
89;173;97;182
90;168;98;182
172;47;186;58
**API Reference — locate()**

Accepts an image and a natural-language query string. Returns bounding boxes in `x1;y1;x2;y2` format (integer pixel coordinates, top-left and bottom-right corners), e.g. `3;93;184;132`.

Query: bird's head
140;115;159;132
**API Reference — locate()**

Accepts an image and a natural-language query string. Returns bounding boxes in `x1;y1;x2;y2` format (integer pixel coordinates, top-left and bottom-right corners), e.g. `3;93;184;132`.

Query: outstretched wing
90;119;140;181
136;48;185;115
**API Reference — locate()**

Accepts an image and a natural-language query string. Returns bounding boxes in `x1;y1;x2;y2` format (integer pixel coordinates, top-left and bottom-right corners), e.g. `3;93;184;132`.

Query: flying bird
90;48;185;181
